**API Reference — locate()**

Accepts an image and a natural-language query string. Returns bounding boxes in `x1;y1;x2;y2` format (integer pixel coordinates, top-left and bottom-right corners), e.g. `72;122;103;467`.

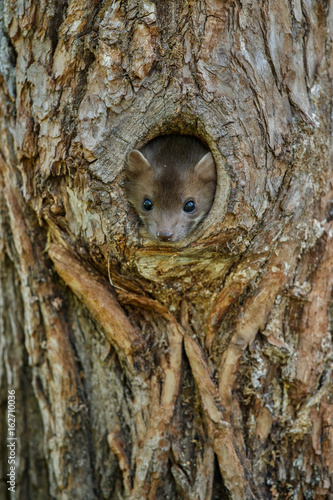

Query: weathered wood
0;0;332;499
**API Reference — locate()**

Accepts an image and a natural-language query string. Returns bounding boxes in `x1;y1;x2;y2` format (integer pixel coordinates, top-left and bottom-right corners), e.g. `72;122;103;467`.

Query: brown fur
126;135;216;242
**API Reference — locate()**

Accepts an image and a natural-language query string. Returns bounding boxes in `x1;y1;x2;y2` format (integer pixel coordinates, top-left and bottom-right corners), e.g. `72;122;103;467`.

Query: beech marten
126;135;216;243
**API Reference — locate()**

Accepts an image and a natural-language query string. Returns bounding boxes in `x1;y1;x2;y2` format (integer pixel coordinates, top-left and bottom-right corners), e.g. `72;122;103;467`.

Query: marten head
126;135;217;243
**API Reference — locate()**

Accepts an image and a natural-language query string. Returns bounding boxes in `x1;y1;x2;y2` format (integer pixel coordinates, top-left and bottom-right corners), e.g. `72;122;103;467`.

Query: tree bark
0;1;332;499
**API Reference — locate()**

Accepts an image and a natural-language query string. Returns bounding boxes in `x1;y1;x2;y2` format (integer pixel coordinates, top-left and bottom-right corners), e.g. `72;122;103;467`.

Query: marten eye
143;198;153;211
183;200;196;213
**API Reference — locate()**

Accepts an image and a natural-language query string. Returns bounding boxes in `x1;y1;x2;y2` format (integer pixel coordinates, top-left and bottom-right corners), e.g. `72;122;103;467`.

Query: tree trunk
0;1;332;499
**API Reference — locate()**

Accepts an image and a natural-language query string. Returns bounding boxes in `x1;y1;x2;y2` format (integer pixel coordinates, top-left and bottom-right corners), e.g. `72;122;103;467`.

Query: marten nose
157;231;173;242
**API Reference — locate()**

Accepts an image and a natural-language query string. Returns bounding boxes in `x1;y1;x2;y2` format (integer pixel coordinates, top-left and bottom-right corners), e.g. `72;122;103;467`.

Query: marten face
126;136;216;243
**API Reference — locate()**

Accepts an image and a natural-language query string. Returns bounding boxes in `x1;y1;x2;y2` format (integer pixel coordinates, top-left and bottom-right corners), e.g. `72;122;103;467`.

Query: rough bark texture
0;0;332;499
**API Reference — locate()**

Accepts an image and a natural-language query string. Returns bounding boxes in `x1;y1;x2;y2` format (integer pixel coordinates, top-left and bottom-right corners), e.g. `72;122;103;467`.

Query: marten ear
194;152;216;182
127;150;151;176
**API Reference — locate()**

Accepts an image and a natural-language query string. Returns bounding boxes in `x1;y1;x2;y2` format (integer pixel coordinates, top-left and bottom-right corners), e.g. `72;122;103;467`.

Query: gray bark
0;0;332;499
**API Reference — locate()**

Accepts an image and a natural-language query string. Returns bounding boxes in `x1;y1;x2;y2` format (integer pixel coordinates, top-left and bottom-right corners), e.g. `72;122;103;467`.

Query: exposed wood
0;0;332;499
